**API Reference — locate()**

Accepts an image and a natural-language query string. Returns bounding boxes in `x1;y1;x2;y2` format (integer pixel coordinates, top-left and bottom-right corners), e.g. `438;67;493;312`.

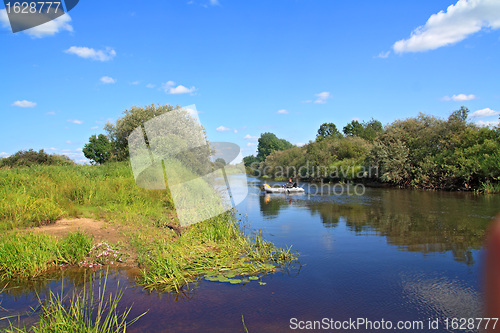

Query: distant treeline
0;149;75;168
244;107;500;192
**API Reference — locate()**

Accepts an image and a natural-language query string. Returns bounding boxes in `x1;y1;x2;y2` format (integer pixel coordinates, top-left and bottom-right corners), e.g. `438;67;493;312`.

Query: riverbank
0;162;297;328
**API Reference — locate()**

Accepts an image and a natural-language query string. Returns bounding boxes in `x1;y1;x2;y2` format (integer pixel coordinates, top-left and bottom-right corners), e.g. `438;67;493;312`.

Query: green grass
3;270;146;333
0;231;94;280
480;180;500;194
0;161;298;291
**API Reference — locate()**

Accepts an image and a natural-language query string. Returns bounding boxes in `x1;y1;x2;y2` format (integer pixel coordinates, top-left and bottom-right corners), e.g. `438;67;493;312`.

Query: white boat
263;184;305;193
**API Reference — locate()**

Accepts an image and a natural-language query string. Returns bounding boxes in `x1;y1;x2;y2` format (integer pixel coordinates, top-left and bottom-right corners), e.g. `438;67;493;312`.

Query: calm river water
1;175;500;332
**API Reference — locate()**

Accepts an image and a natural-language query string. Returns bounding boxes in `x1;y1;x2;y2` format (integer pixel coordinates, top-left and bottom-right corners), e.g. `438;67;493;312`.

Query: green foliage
256;132;293;161
367;107;500;189
243;155;259;167
83;134;112;165
0;149;75;168
58;231;94;264
343;119;383;142
104;104;178;161
316;122;342;141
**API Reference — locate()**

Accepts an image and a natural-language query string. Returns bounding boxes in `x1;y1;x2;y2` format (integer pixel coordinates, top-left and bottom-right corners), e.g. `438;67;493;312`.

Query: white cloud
296;142;306;147
12;100;36;107
393;0;500;53
100;76;116;84
46;111;56;115
161;81;196;94
244;134;258;141
302;100;312;103
233;129;238;133
247;142;256;147
377;51;391;58
130;81;140;85
210;0;220;5
67;119;83;124
76;148;83;152
0;10;73;37
90;126;99;129
66;140;73;144
442;93;477;101
146;83;155;88
476;120;500;127
0;152;8;157
314;92;331;104
351;117;362;122
216;126;231;132
65;46;116;61
470;107;500;118
277;109;289;114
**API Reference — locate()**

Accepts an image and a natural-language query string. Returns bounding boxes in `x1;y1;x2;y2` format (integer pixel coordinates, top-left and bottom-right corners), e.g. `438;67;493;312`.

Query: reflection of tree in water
306;189;500;265
259;194;293;219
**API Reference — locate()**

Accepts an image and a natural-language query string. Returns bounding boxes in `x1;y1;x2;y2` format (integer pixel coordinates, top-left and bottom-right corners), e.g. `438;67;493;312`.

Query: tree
104;104;178;161
343;119;383;142
343;120;364;137
256;132;293;161
316;123;342;141
243;155;259;167
83;134;112;165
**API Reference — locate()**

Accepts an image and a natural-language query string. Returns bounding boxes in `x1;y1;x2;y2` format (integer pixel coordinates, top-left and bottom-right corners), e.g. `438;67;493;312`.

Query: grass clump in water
3;270;146;333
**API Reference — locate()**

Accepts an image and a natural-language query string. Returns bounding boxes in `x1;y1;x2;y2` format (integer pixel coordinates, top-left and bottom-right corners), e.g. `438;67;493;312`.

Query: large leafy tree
316;123;342;141
104;104;178;161
83;134;112;165
256;132;293;161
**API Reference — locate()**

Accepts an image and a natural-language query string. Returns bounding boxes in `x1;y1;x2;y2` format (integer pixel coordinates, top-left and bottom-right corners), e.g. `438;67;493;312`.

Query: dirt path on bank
31;218;126;244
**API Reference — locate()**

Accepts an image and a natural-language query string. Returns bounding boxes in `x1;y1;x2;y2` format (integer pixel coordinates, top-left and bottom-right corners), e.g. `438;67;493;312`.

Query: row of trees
247;107;500;191
0;149;75;168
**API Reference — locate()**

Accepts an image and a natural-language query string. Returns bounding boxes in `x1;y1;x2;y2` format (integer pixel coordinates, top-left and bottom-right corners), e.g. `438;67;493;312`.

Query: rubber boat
263;184;305;193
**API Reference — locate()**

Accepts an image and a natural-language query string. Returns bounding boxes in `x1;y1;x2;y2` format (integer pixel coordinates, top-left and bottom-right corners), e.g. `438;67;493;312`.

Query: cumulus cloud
314;92;331;104
442;93;477;101
216;126;231;132
476;120;500;127
65;46;116;61
393;0;500;53
470;107;500;118
244;134;258;141
67;119;83;124
0;10;73;37
100;76;116;84
277;109;289;114
12;100;36;107
161;81;197;94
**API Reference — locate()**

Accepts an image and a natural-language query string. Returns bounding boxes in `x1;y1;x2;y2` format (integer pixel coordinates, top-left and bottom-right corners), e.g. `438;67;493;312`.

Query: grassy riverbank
0;162;296;290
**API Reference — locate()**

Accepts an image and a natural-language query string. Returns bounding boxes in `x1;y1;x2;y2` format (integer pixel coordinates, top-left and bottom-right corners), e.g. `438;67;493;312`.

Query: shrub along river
1;175;499;332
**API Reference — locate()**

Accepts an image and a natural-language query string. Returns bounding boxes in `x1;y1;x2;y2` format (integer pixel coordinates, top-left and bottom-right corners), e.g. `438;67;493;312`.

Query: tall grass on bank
0;231;93;280
0;162;174;230
3;271;146;333
138;212;297;292
0;162;298;291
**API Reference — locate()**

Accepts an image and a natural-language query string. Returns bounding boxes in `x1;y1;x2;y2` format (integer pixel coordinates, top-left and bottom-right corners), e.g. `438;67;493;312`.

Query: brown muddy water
1;175;499;332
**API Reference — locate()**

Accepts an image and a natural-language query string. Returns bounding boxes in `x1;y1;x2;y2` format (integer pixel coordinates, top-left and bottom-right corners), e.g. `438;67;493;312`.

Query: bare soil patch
31;218;126;244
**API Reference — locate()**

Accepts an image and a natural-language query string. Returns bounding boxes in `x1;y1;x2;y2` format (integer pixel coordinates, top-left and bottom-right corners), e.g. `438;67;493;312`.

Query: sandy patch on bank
31;218;127;244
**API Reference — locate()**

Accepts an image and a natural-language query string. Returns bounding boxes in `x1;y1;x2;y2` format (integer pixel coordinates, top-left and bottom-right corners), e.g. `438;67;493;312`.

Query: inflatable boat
263;184;305;193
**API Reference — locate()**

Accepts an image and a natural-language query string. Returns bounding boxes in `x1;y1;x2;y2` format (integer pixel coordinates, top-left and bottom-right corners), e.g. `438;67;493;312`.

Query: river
1;175;499;332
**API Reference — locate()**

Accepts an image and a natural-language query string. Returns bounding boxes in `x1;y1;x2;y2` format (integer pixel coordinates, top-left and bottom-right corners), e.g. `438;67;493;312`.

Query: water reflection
259;184;500;265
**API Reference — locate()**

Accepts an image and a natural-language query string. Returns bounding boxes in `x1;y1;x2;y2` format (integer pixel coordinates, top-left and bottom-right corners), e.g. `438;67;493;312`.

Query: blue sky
1;0;499;163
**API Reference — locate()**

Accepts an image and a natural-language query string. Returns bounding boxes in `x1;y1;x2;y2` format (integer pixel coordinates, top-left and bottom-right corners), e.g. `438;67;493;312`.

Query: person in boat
284;178;297;188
